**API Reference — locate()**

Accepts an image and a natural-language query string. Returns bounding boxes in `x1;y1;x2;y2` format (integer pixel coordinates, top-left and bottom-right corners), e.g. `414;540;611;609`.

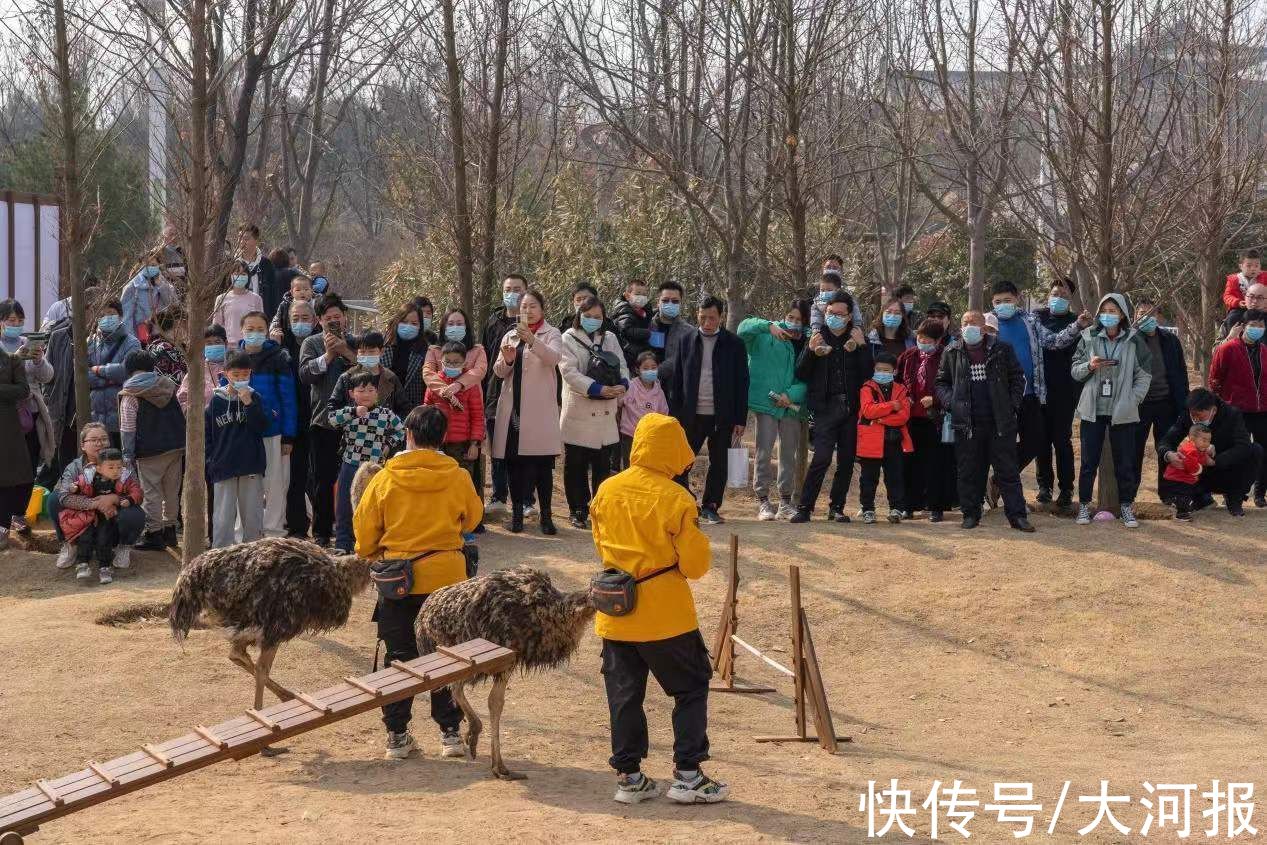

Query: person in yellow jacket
354;404;483;761
589;412;727;805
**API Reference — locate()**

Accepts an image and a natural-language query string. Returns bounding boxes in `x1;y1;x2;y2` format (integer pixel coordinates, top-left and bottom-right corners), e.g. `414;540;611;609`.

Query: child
270;273;314;341
212;259;264;346
856;351;912;524
1223;249;1267;323
618;351;669;467
328;371;404;554
423;341;485;491
329;330;401;412
178;324;228;413
59;448;142;584
118;350;186;550
206;351;269;548
308;261;330;295
240;310;297;537
1160;423;1215;521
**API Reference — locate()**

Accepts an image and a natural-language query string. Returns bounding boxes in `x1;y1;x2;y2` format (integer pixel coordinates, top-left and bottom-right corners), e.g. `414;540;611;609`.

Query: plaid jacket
327;404;405;464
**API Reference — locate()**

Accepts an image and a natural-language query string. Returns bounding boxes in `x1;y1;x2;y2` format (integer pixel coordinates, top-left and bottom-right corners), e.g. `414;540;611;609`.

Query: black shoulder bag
569;332;622;388
370;546;479;601
590;564;679;617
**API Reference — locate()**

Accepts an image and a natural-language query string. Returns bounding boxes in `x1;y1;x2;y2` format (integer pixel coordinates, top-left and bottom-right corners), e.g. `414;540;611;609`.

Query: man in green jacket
738;300;810;520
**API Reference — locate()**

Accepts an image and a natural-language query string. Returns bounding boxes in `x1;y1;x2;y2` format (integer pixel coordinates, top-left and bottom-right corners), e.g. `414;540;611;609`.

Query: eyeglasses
83;437;109;444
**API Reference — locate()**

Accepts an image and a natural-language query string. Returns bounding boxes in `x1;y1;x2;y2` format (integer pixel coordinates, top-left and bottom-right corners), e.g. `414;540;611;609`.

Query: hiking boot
960;514;980;529
56;543;76;569
76;562;92;581
112;547;132;570
699;508;724;525
1120;503;1139;528
133;531;166;551
614;772;662;805
1075;504;1093;525
440;728;464;758
1009;517;1036;533
98;566;114;585
789;508;811;524
827;508;850;523
862;510;877;525
929;510;944;523
163;525;180;548
384;731;416;760
667;769;729;804
776;501;797;520
1036;486;1053;504
887;509;902;524
757;499;777;521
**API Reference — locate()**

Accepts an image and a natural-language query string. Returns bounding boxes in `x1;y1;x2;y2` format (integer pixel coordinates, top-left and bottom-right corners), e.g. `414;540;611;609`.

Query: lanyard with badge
1099;334;1122;398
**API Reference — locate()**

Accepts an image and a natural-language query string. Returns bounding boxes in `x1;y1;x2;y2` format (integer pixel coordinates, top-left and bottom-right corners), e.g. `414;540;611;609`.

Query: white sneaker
98;566;114;585
56;543;76;569
667;770;729;804
440;729;464;758
112;547;132;570
1120;503;1139;528
614;773;662;804
757;499;776;521
485;499;508;515
887;509;903;523
384;731;416;760
75;562;91;581
776;502;797;520
1076;504;1093;525
523;504;538;519
862;510;877;524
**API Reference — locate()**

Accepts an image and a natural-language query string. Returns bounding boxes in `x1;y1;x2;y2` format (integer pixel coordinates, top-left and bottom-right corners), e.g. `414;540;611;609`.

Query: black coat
1156;396;1254;470
667;328;750;429
610;297;654;370
794;334;874;416
935;337;1025;437
1142;328;1190;419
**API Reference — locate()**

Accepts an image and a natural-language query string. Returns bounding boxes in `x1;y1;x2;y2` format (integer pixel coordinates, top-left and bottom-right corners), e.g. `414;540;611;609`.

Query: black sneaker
1036;486;1053;504
1009;517;1036;533
540;515;558;535
314;535;332;548
1174;507;1192;521
1226;499;1246;517
929;510;944;523
789;508;811;524
961;514;980;529
827;508;851;523
699;508;724;525
133;531;166;551
163;525;180;548
1056;491;1073;509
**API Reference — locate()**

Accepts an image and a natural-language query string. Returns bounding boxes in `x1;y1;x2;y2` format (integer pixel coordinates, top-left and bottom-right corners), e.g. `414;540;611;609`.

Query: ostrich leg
228;643;296;702
488;671;525;780
451;680;482;761
255;646;290;758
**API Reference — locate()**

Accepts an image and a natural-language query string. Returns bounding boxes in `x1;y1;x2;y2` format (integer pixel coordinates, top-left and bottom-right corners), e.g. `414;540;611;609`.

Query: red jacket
1163;438;1209;485
856;379;913;458
1223;271;1267;311
1209;339;1267;414
897;345;942;419
423;377;486;444
57;467;144;543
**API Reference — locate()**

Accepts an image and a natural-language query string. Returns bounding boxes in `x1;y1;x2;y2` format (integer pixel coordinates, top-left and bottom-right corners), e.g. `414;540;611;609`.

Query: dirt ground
2;462;1266;844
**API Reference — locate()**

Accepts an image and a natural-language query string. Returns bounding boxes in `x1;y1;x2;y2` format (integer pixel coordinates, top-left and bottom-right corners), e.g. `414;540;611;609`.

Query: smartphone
1104;359;1119;366
326;321;343;339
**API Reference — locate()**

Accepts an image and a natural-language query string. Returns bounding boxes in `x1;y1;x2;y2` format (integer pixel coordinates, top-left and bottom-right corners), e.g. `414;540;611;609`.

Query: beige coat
491;322;563;458
559;328;629;449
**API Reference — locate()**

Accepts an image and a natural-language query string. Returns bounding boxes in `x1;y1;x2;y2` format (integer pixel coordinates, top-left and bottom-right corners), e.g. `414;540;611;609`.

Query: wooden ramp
0;638;514;840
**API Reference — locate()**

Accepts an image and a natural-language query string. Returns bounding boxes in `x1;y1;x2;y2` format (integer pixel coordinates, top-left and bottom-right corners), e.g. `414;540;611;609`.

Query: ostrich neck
340;555;375;593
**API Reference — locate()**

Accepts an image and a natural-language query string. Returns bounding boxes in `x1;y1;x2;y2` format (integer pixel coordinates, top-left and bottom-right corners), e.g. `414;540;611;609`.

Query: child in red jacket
424;341;485;491
857;351;912;524
1223;249;1267;321
58;448;143;585
1159;424;1214;521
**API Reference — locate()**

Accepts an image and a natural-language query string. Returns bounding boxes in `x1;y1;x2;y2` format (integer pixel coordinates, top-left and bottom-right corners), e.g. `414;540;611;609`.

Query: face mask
781;321;803;335
640;368;658;383
444;324;466;342
231;274;249;289
1246;326;1266;343
232;380;251;392
204;344;226;363
422;317;433;331
961;325;983;345
312;276;328;293
630;294;649;308
98;315;121;333
917;341;936;354
243;331;266;348
291;321;313;338
882;313;903;330
443;365;463;378
1137;316;1158;334
902;301;914;313
503;291;521;309
143;265;161;280
872;371;895;385
1049;296;1070;315
396;323;420;341
580;315;603;334
993;303;1018;320
700;326;719;337
2;325;22;340
659;301;680;319
825;314;847;332
817;290;834;304
1098;313;1120;329
357;355;380;369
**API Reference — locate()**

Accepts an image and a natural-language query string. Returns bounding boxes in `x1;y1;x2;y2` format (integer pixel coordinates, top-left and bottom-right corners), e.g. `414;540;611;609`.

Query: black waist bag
371;550;445;600
590;564;679;617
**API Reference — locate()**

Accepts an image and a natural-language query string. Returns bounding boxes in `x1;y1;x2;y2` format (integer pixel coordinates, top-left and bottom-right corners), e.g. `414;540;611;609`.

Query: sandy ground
2;462;1266;844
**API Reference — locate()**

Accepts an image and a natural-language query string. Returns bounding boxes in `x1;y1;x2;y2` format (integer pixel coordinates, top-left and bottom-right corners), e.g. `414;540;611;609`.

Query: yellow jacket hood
379;447;471;492
629;412;696;478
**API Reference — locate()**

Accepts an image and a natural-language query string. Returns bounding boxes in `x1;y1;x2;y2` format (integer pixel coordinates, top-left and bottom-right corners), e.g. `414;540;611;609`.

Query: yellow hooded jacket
590;412;711;642
354;448;483;595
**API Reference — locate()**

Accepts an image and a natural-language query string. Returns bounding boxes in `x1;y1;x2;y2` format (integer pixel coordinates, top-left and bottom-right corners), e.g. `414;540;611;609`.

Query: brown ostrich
168;537;373;732
416;567;596;780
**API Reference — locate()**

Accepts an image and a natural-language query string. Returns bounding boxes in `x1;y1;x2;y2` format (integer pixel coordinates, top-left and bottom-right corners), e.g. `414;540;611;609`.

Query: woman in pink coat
491;288;562;535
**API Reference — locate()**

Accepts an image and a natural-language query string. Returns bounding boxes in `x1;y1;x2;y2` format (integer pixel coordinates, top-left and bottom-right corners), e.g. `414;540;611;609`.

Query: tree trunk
441;0;475;317
967;211;987;312
477;0;511;324
294;0;338;261
1094;435;1120;514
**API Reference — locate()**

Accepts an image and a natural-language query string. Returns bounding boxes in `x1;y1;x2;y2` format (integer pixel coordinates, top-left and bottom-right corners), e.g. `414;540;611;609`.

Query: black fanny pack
590;564;679;617
372;546;478;600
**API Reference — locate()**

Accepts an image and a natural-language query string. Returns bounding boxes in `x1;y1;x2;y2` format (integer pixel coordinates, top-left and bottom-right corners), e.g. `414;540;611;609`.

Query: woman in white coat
559;295;630;528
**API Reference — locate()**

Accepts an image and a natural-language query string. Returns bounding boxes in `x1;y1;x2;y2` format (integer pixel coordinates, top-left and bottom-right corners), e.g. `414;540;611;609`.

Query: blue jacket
205;387;269;483
120;272;176;337
87;324;142;432
240;339;298;442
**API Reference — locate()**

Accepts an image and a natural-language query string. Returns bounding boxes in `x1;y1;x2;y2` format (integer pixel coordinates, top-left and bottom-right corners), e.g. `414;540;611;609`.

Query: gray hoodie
1071;292;1153;425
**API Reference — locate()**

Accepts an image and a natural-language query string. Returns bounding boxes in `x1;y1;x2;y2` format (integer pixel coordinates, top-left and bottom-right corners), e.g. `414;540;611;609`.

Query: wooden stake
709;535;775;694
790;565;806;738
800;608;839;753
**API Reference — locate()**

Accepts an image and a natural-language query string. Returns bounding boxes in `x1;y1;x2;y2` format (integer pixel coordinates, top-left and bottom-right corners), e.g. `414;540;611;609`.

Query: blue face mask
98;315;121;334
357;355;380;369
580;315;603;334
825;314;848;332
658;301;680;319
143;265;161;280
817;290;834;304
993;302;1018;320
243;331;266;348
902;301;914;313
1049;296;1070;315
1098;313;1121;329
961;325;983;345
291;321;313;338
204;344;226;363
422;317;433;331
231;274;249;289
1137;316;1157;334
396;323;420;341
312;276;328;293
917;341;936;354
503;291;521;309
2;325;23;340
882;313;903;330
872;371;895;385
232;380;251;392
443;365;463;378
1246;325;1265;343
444;324;466;342
640;368;658;383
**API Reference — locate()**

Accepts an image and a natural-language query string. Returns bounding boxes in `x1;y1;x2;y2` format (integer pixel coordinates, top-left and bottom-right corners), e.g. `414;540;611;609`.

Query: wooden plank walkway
0;638;514;839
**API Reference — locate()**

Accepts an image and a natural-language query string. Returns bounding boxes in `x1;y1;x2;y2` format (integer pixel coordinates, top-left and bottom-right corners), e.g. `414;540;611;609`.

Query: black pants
376;594;462;734
859;438;905;512
509;455;555;516
75;516;119;566
0;482;34;530
797;403;858;512
38;423;79;490
285;426;311;538
675;414;730;511
563;443;616;517
1078;416;1141;504
1035;392;1077;496
956;419;1026;521
1158;478;1201;510
1015;395;1045;479
905;417;956;512
1244;412;1267;497
1132;399;1179;498
601;630;712;775
309;426;342;540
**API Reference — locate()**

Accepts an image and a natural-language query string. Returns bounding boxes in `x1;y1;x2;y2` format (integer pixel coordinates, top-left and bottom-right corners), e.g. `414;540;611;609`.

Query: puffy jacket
610;296;654;370
424;378;486;443
353;447;483;595
666;327;750;429
241;339;298;441
1209;338;1267;415
1163;438;1207;485
737;317;807;419
857;380;913;458
87;324;142;432
935;336;1024;436
57;465;143;543
794;330;874;416
1223;271;1267;311
559;328;630;449
119;272;175;338
590;413;711;642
